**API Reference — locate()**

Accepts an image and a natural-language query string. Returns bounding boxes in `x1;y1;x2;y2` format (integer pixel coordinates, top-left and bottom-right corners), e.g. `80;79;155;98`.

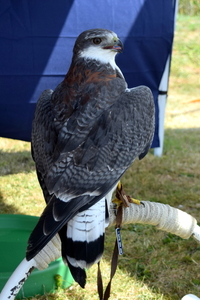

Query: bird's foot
112;181;142;208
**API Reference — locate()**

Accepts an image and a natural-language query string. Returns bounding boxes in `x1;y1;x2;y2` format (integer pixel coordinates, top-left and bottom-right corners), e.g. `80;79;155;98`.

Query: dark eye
92;38;102;45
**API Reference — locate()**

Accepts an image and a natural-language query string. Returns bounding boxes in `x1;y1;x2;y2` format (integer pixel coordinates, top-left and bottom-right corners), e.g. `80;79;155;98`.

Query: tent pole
154;0;179;156
154;56;170;157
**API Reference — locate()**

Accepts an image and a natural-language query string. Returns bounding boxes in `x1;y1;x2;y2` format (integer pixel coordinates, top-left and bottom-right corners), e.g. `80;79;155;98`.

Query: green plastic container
0;214;74;299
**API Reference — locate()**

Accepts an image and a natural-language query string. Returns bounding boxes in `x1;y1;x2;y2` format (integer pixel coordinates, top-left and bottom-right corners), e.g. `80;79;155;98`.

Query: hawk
27;28;155;288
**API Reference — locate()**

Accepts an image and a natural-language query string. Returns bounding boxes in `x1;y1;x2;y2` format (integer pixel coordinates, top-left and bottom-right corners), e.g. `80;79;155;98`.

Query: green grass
178;0;200;15
0;15;200;300
169;15;200;99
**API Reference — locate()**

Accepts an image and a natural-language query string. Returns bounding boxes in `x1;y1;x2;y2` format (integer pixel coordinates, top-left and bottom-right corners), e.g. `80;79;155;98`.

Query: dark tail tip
67;262;86;288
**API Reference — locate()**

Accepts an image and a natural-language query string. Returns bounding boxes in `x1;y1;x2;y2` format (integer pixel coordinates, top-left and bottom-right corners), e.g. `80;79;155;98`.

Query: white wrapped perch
1;200;200;300
109;201;197;239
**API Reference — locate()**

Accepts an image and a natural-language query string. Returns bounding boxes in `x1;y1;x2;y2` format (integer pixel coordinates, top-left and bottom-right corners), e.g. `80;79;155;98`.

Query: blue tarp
0;0;176;147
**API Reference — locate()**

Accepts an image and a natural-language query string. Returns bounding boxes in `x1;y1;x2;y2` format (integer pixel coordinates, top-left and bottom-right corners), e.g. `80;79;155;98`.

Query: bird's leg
112;181;142;208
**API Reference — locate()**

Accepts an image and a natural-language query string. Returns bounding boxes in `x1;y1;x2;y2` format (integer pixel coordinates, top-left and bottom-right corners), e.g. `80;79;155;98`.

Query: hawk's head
73;29;123;66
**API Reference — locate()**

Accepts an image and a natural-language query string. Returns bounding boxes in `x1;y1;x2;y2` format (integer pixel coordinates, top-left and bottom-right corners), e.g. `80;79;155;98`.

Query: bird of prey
27;28;155;288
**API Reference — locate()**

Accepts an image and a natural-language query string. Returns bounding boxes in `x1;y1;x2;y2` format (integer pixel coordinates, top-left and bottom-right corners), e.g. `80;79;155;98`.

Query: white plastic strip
181;295;200;300
0;258;36;300
192;225;200;243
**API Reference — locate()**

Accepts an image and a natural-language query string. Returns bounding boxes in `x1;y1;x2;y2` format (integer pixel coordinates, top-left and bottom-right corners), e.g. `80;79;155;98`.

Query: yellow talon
117;181;122;190
112;181;123;208
130;198;141;205
112;197;123;208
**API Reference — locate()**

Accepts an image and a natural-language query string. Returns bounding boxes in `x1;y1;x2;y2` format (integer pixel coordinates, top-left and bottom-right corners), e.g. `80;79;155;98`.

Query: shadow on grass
0;191;23;215
0;150;35;176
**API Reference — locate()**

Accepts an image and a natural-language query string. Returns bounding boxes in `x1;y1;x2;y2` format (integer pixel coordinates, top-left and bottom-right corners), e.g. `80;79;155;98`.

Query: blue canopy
0;0;176;147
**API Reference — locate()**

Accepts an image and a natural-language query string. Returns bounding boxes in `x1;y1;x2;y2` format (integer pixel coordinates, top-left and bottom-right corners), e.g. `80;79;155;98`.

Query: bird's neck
64;57;123;86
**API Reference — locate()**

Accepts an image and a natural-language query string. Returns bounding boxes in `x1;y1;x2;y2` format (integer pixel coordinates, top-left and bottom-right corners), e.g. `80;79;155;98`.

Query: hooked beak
103;38;123;53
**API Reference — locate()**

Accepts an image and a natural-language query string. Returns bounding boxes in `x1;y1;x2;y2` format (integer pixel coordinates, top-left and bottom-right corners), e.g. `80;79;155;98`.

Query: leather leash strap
97;204;123;300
